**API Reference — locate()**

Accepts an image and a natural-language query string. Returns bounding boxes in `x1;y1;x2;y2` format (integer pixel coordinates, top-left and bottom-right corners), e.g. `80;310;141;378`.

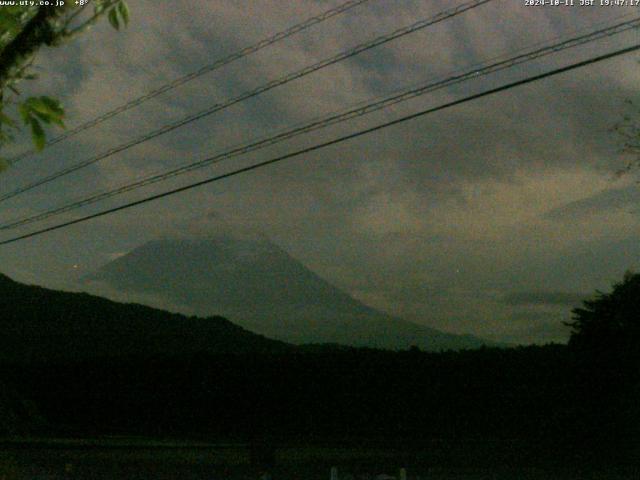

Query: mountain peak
84;235;494;351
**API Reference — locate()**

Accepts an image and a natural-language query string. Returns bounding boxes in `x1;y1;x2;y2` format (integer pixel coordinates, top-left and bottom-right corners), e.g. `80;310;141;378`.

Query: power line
2;16;638;232
7;0;373;165
1;42;638;246
0;0;493;203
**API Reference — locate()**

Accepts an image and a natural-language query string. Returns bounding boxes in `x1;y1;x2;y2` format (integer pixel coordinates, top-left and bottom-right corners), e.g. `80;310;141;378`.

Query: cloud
502;291;588;307
545;184;640;220
1;0;640;346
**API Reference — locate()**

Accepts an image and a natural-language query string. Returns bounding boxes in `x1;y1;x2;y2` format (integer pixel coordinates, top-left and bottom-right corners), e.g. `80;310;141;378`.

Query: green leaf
21;97;65;128
0;11;21;32
94;1;107;15
31;110;53;125
0;158;9;173
18;103;32;124
117;1;129;26
29;97;63;117
108;7;120;30
29;118;46;150
39;96;64;116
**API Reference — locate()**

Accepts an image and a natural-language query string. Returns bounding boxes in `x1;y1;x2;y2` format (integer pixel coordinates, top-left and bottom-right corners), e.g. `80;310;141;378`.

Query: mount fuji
82;215;492;351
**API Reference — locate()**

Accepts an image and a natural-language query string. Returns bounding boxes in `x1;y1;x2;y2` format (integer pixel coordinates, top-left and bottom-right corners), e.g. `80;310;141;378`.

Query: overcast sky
1;0;639;344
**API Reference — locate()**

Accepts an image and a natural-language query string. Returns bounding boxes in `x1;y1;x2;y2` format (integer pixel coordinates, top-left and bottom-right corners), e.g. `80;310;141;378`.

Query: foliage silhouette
0;272;637;467
565;271;640;460
0;1;129;164
567;270;640;360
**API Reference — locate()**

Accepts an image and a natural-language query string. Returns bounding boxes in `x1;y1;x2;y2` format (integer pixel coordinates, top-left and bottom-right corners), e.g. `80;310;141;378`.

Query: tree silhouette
565;271;640;458
0;1;129;164
567;270;640;362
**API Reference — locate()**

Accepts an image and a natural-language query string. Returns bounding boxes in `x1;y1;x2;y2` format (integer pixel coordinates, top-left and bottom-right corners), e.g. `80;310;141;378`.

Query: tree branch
0;6;64;90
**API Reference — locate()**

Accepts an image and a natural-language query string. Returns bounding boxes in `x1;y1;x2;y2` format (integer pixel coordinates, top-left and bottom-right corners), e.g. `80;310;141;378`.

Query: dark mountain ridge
0;272;290;363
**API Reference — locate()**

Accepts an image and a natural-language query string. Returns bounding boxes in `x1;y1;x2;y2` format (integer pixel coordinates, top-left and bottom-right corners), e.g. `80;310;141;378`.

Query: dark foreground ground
2;346;639;478
1;439;639;480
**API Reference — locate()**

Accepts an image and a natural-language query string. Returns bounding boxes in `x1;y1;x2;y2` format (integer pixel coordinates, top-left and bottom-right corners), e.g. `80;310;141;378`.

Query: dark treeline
1;272;639;469
1;344;637;466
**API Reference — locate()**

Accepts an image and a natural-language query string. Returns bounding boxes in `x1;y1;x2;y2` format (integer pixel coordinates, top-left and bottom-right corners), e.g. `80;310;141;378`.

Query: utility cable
1;15;637;231
7;0;373;165
0;0;493;202
1;42;638;245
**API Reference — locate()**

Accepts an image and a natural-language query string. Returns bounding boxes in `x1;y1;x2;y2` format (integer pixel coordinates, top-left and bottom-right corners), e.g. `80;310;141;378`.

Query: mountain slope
0;273;290;363
84;236;492;351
